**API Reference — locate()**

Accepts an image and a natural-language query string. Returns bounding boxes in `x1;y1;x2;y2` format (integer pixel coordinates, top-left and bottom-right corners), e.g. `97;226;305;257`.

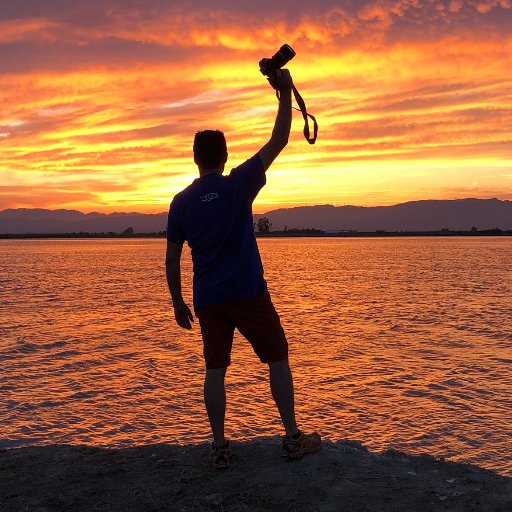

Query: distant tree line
2;226;512;239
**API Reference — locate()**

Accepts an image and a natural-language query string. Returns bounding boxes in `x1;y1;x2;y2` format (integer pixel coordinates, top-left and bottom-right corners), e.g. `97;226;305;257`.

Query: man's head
193;130;228;173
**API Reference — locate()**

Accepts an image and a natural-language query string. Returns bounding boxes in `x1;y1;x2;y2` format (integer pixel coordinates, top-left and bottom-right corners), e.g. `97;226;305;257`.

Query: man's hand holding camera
268;69;293;92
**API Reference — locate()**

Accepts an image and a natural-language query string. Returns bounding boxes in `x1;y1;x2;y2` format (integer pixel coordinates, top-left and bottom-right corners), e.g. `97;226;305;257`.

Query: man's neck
199;167;223;177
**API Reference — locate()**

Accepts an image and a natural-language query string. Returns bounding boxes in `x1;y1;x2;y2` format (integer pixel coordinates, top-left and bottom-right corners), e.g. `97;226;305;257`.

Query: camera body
259;44;296;77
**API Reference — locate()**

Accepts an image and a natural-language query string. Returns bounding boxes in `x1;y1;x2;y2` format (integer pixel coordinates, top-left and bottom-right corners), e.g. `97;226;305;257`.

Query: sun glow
1;1;512;213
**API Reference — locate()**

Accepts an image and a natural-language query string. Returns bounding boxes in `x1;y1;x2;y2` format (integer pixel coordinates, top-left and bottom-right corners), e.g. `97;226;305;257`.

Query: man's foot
281;430;321;459
210;440;231;469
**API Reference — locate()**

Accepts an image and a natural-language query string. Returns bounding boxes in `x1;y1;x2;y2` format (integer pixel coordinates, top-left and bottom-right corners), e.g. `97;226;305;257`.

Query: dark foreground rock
1;438;511;511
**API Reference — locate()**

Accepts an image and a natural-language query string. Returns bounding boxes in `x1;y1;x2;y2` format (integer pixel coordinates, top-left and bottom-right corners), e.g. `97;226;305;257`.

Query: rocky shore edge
1;438;511;511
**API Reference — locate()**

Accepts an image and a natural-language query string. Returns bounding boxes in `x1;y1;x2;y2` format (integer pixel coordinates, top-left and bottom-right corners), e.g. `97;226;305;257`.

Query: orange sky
1;0;512;214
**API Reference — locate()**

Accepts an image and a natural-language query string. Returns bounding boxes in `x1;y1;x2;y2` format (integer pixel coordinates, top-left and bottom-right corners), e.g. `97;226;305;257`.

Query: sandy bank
1;438;511;511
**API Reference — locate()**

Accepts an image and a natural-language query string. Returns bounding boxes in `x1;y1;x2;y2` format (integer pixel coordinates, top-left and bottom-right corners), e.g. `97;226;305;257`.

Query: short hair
193;130;227;169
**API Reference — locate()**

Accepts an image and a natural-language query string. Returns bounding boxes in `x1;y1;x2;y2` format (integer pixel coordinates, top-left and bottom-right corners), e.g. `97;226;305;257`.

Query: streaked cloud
1;0;512;212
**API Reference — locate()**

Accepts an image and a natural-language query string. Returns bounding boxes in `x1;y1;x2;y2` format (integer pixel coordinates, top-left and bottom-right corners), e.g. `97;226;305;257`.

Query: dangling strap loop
292;85;318;145
276;86;318;144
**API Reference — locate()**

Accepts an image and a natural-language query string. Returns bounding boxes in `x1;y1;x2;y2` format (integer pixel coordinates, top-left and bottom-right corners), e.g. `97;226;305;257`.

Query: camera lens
272;45;296;70
279;45;296;62
260;44;296;76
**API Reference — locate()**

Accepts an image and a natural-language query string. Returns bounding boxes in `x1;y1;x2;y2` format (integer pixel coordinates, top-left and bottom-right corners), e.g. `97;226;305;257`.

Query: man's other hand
174;301;194;330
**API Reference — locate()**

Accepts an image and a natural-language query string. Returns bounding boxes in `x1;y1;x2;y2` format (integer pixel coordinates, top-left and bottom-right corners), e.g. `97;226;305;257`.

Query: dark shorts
194;290;288;369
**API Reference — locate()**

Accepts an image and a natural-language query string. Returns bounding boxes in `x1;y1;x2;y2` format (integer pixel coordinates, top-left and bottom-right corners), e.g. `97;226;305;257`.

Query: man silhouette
165;69;320;469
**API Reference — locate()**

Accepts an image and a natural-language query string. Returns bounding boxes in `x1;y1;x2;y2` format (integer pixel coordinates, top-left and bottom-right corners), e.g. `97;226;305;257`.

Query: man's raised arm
165;240;194;330
258;69;293;171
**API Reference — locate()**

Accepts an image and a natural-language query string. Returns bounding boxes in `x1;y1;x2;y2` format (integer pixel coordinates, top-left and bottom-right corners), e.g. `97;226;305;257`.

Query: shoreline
1;438;511;511
1;230;512;239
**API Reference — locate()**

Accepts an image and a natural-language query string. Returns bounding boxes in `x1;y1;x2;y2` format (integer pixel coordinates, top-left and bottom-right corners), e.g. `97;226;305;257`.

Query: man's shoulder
229;153;264;176
169;189;183;208
172;178;201;202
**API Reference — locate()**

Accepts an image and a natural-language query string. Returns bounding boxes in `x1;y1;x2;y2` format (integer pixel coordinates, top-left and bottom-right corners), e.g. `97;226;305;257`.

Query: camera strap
277;86;318;144
292;85;318;145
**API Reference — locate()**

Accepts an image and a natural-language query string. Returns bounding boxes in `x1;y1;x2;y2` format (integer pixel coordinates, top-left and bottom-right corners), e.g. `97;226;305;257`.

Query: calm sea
0;238;511;475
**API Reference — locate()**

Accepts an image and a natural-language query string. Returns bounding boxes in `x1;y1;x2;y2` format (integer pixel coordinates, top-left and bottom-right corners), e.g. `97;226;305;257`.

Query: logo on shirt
200;192;219;202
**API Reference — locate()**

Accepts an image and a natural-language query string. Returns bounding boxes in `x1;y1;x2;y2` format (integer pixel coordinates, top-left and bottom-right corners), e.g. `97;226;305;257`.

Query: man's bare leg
204;367;227;447
269;359;299;436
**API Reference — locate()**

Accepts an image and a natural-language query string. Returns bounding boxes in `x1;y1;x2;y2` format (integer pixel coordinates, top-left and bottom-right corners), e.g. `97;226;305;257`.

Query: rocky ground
1;438;511;511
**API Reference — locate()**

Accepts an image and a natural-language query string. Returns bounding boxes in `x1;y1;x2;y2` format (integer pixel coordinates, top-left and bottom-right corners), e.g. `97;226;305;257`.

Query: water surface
0;238;511;475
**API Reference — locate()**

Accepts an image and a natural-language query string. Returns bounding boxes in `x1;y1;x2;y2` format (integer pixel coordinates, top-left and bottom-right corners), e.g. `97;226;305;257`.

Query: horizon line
0;196;508;217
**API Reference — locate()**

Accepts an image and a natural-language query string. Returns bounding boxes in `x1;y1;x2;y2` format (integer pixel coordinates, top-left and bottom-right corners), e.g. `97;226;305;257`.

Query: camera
259;44;296;77
258;44;318;144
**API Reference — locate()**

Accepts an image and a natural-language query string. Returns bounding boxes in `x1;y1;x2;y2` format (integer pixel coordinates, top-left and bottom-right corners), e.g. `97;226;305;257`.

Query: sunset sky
1;0;512;214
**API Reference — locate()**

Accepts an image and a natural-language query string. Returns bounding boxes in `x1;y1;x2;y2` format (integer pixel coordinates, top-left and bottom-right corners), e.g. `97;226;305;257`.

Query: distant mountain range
260;198;512;232
0;209;168;235
1;198;511;234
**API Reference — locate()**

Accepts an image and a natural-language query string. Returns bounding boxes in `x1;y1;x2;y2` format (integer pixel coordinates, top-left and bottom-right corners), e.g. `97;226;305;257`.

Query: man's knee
205;367;227;381
268;358;289;369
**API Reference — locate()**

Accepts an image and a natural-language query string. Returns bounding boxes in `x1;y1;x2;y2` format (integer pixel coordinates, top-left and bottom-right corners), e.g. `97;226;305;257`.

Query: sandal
210;440;231;469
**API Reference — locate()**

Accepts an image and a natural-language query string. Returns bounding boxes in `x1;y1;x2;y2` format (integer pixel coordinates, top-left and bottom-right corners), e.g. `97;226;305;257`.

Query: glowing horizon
1;0;512;214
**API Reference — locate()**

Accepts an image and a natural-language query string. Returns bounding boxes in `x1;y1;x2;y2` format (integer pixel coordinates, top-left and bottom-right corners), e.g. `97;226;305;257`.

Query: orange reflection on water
0;238;511;476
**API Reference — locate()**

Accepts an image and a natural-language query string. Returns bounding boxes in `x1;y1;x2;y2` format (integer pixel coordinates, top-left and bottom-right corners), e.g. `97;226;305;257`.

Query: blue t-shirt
166;154;267;309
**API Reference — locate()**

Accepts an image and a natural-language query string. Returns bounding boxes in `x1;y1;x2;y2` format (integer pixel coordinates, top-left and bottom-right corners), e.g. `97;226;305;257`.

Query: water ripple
0;237;511;476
